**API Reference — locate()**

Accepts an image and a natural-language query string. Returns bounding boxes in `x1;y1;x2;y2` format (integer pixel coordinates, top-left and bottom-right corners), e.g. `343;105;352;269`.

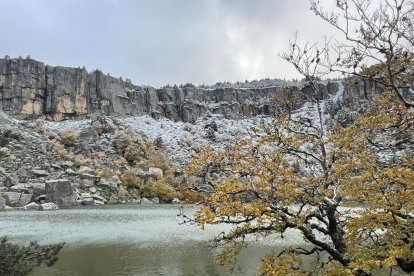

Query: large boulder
4;192;33;207
133;167;163;182
45;179;76;207
30;182;46;195
0;197;5;211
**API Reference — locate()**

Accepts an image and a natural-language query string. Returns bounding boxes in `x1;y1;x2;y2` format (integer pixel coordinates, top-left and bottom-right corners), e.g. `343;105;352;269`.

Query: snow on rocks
42;81;347;168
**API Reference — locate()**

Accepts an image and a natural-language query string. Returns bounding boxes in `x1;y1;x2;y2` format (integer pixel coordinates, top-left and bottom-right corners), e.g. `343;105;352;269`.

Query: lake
0;205;304;276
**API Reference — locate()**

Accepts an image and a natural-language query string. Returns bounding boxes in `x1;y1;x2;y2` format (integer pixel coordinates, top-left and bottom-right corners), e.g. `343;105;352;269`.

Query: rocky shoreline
0;114;187;212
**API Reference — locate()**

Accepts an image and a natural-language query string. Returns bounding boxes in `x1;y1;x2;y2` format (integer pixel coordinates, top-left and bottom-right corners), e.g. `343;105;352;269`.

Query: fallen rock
22;202;40;211
80;173;100;182
0;197;5;211
149;168;163;180
45;179;76;207
172;198;181;204
9;184;31;193
30;182;46;195
41;202;59;211
65;168;77;175
61;161;74;168
81;198;94;205
92;194;107;203
4;192;33;207
151;197;160;204
93;200;104;205
31;169;49;178
133;167;163;181
80;192;93;199
78;166;94;175
140;197;154;204
89;187;97;194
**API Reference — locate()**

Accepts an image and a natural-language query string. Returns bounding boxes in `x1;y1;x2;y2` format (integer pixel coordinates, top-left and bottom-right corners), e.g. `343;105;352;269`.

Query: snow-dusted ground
44;81;346;168
290;81;344;129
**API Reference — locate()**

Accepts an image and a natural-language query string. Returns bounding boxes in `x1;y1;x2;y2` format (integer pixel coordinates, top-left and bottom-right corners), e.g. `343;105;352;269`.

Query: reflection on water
0;205;297;276
32;242;271;275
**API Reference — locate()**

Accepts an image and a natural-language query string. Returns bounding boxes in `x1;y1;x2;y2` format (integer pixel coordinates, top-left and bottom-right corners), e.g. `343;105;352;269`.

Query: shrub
52;142;68;157
113;129;149;163
136;151;170;172
34;119;48;134
97;170;114;179
0;148;10;158
60;129;78;146
91;120;103;136
117;186;128;198
120;171;142;188
140;179;177;203
73;155;90;167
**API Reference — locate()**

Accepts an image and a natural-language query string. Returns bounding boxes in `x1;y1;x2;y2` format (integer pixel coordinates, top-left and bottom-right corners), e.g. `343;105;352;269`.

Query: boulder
89;187;97;194
45;179;76;207
31;169;49;178
61;161;74;168
78;166;94;175
4;192;33;207
9;184;31;193
22;202;40;211
3;176;13;188
92;194;107;203
133;167;163;182
93;200;105;205
140;197;154;204
80;173;99;181
149;168;163;180
41;202;59;211
30;182;46;195
65;168;77;175
80;192;93;199
81;198;94;205
172;198;181;204
151;197;160;204
0;197;5;211
99;177;120;190
16;167;29;181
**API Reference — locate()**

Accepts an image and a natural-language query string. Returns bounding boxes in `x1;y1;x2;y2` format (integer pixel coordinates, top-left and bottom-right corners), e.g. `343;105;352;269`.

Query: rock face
4;192;33;207
45;179;76;207
0;57;356;122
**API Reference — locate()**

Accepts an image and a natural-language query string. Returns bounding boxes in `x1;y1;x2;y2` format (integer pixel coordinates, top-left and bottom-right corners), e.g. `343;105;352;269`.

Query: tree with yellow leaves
185;1;414;275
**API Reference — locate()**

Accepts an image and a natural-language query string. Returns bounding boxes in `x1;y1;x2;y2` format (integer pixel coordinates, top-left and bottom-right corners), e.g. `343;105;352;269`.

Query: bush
113;129;148;163
0;147;10;158
140;179;177;203
120;171;142;188
91;120;103;136
60;129;78;146
136;151;170;172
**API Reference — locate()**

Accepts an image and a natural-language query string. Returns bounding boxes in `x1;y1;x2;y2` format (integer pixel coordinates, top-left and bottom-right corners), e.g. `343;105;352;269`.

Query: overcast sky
0;0;340;86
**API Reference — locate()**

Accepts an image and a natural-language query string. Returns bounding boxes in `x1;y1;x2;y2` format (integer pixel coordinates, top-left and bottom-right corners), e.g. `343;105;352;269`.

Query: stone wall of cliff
0;57;379;121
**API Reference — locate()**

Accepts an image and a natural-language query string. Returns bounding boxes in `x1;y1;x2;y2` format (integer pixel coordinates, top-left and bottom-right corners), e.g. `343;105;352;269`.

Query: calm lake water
0;205;304;275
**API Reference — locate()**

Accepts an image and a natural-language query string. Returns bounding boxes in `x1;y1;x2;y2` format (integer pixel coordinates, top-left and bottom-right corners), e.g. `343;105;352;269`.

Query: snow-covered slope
45;81;346;168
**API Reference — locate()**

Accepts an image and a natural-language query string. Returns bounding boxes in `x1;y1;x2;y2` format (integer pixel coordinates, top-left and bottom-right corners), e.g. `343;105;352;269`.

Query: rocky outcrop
1;57;354;122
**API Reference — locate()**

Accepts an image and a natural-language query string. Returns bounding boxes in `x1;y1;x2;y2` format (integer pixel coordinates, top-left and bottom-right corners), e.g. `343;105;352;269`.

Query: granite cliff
0;57;378;121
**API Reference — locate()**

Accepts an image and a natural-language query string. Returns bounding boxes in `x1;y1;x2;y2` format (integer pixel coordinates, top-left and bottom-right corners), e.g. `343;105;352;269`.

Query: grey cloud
0;0;341;86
